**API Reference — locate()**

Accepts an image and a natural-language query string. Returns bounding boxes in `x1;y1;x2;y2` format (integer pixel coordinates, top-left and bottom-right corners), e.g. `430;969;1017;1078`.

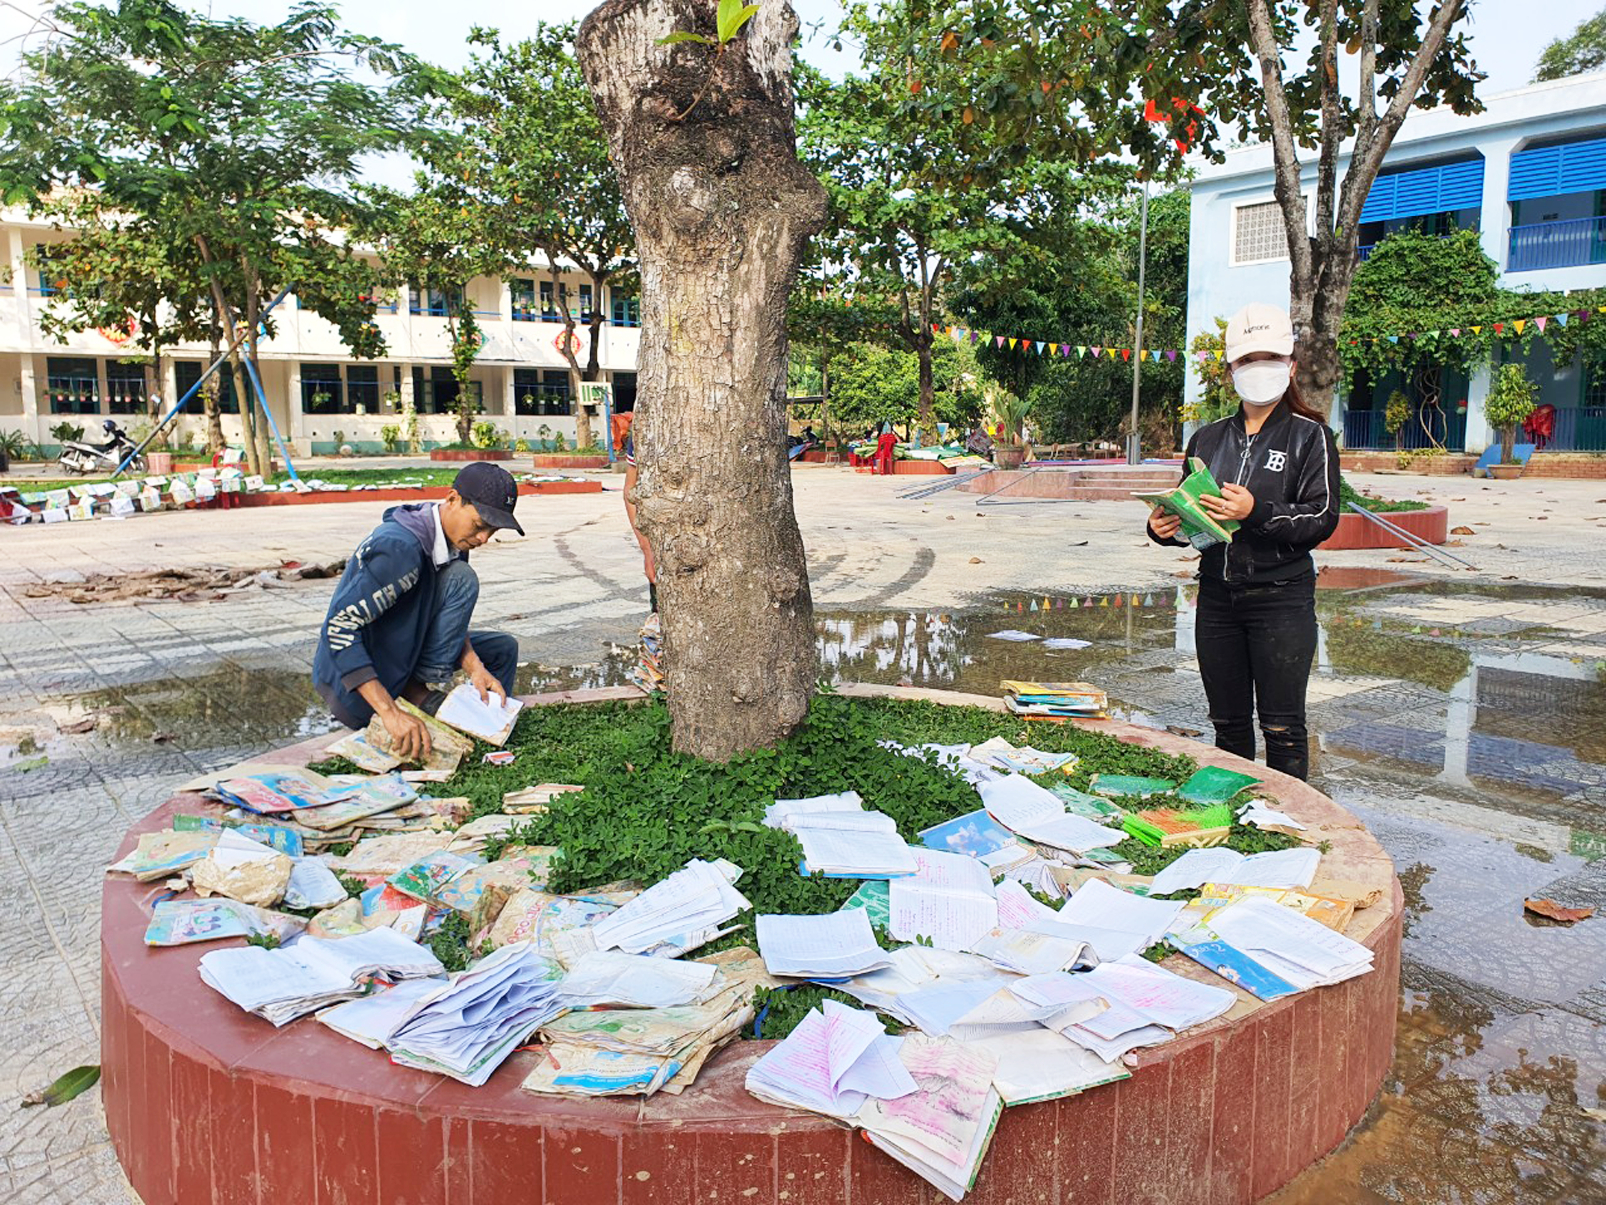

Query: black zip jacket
1148;400;1341;586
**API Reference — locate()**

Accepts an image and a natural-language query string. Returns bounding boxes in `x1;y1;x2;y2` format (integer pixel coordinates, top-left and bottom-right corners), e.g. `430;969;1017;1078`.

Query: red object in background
874;430;898;475
1524;403;1555;449
611;411;633;455
1144;96;1205;153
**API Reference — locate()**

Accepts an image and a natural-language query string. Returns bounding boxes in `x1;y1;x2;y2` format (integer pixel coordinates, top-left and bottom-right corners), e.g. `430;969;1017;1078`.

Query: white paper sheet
979;775;1124;853
890;850;998;951
1205;896;1373;989
433;683;523;744
1149;847;1320;896
1056;879;1185;947
967;928;1090;976
757;909;891;979
744;999;915;1119
797;826;918;878
1080;955;1235;1030
763;791;864;828
317;977;445;1048
561;949;718;1008
968;1028;1129;1105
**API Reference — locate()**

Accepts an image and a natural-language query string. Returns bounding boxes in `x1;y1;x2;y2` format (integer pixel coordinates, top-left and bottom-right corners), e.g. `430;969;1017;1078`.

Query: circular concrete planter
429;448;513;462
1488;463;1523;480
994;446;1027;470
531;453;609;469
1319;504;1448;551
101;683;1400;1205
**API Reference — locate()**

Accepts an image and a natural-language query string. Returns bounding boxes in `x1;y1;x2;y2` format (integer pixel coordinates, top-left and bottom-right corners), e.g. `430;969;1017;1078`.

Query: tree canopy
1535;7;1606;81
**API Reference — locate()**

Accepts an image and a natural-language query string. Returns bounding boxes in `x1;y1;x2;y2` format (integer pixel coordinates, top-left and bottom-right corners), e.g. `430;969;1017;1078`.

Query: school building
0;206;641;454
1184;73;1606;462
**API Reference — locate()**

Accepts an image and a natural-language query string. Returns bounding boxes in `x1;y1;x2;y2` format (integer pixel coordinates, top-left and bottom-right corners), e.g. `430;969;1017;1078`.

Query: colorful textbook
1133;457;1239;549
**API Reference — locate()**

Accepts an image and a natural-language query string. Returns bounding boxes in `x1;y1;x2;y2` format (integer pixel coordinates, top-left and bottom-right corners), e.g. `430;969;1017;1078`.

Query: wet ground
3;568;1605;1201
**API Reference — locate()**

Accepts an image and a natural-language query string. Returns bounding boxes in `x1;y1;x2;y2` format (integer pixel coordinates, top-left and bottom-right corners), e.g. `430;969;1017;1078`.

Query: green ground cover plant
1339;475;1428;514
314;693;1302;1035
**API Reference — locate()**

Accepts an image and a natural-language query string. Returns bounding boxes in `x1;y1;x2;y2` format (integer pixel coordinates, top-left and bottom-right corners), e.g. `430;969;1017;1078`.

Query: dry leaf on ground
1524;898;1594;923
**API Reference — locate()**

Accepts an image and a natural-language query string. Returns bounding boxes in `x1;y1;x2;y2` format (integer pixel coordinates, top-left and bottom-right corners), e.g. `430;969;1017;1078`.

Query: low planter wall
892;459;953;475
1319;504;1447;550
531;453;609;470
1339;451;1477;476
102;683;1400;1205
955;464;1181;501
429;448;514;462
1524;452;1606;479
233;479;601;510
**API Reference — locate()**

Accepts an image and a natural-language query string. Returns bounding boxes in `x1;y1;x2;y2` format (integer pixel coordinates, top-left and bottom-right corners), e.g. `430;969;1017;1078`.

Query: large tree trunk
579;0;827;760
915;335;936;440
204;329;226;454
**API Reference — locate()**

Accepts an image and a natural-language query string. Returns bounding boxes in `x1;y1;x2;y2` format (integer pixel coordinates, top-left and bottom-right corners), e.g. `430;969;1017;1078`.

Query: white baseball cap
1225;303;1295;362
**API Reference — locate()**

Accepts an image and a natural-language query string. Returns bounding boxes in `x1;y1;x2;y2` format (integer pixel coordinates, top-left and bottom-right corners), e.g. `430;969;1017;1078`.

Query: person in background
1147;302;1340;781
313;462;522;759
874;422;899;475
622;432;656;611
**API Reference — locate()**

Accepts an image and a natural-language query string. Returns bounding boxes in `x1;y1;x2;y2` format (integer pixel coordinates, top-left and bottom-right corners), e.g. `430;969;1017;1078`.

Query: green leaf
20;1065;100;1108
716;0;760;44
656;31;715;46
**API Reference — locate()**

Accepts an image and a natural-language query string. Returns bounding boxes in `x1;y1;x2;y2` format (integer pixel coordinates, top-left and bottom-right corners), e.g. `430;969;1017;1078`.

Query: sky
0;0;1600;186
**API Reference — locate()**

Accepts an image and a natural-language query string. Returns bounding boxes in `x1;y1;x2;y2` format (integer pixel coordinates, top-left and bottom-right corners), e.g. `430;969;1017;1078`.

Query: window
408;285;461;317
511;277;539;321
105;363;147;415
612;371;638;413
513;368;572;416
33;247;67;297
46;356;99;415
578;284;594;321
1232;200;1288;265
346;364;380;412
300;362;344;414
413;366;472;414
538;280;566;323
611;292;640;327
176;360;239;415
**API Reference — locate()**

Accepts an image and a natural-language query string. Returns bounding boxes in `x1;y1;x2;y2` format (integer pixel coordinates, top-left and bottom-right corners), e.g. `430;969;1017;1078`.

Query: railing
1343;407;1466;452
1357;244;1376;261
515;386;573;416
1548;406;1606;452
1508;215;1606;272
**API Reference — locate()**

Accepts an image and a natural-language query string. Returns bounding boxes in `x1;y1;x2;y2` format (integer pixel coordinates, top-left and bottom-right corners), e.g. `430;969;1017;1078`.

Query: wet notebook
1133;457;1239;550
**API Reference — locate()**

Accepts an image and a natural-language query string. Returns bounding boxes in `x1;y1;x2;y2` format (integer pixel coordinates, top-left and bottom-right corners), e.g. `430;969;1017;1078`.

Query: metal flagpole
240;354;301;483
1126;178;1150;466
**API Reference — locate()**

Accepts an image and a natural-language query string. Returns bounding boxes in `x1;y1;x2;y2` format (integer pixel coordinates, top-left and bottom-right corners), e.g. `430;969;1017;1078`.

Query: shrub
379;424;400;453
1486;363;1537;465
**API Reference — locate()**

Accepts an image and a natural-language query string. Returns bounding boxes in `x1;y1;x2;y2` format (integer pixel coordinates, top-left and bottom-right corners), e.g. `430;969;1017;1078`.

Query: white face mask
1232;360;1291;406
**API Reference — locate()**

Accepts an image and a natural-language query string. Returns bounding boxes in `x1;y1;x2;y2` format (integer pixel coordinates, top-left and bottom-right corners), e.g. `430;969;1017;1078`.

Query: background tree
825;337;983;433
359;179;510;446
0;0;408;474
1535;7;1606;81
883;0;1485;414
579;0;827;759
419;25;637;452
27;191;212;447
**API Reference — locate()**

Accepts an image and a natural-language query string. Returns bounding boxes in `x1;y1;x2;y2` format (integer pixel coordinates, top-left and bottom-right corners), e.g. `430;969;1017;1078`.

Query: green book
1088;774;1177;799
1176;765;1261;805
1133;456;1239;550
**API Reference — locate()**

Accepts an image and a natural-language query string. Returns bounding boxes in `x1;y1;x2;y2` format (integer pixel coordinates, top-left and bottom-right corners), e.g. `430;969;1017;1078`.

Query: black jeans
1194;574;1317;781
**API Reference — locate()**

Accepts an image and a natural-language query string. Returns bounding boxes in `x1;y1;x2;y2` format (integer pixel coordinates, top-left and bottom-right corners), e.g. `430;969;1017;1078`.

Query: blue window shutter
1360;174;1396;223
1438;159;1484;210
1361;159;1483;221
1507;140;1606;200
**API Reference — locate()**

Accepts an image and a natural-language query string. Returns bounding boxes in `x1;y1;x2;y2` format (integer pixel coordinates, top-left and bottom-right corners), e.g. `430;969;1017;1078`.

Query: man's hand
1148;505;1182;540
381;706;431;762
468;661;507;706
1200;483;1255;522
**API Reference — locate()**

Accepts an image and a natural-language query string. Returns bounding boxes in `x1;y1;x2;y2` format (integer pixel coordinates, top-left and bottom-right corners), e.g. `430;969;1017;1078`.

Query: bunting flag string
1327;304;1605;355
931;321;1186;362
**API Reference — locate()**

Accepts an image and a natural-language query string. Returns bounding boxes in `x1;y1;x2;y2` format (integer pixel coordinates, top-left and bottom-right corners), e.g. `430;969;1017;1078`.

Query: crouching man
312;462;523;757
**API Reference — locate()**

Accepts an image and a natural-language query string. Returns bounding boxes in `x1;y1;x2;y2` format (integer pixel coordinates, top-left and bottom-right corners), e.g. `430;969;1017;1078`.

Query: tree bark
915;334;935;439
204;328;225;454
579;0;827;760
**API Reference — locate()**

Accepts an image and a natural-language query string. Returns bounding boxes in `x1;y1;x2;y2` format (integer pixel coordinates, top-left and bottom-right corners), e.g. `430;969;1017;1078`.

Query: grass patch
1339;476;1429;514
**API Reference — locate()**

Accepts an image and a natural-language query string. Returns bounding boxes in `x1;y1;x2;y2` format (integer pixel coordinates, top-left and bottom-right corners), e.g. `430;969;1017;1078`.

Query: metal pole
240;353;301;483
1126;178;1150;466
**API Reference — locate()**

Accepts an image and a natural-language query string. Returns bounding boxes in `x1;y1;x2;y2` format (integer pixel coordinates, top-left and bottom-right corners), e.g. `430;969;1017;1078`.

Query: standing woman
1148;303;1340;781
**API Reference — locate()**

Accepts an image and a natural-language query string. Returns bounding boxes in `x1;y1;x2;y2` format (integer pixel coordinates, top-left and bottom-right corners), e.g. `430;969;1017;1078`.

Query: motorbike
58;419;145;476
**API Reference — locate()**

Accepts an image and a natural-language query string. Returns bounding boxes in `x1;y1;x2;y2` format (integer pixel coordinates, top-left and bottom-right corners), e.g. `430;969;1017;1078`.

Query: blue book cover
1173;937;1300;1001
918;809;1017;858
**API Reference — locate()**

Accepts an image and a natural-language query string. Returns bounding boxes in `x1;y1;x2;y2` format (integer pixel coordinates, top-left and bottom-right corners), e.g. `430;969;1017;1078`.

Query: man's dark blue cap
453;461;524;536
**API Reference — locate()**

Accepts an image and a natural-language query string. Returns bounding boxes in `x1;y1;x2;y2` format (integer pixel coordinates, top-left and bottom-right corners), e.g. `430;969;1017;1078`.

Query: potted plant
985;382;1032;470
1384;389;1411;452
311;389;332;412
382;388;401;413
379;424;400;454
1485;363;1537;480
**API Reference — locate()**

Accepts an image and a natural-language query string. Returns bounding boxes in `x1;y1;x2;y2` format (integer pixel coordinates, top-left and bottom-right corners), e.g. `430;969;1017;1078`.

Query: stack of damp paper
917;810;1033;875
745;999;916;1120
763;790;864;828
198;927;445;1025
525;947;776;1097
1147;846;1320;896
1169;895;1374;1000
503;783;583;814
757;909;891;978
386;942;568;1086
791;811;918;879
589;858;750;956
431;683;524;746
1180;882;1356;935
360;700;472;781
1000;680;1108;720
889;850;999;952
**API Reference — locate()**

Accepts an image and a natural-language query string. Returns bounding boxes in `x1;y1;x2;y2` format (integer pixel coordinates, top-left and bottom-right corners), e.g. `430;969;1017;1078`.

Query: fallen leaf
58;718;97;735
19;1065;100;1108
969;556;983;564
1451;525;1475;535
1524;898;1594;924
13;755;48;772
152;732;176;744
1165;725;1203;738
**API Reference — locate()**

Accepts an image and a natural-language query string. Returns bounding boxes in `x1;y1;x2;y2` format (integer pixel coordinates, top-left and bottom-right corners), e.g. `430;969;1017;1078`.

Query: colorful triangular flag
1535;316;1548;332
1513;319;1526;335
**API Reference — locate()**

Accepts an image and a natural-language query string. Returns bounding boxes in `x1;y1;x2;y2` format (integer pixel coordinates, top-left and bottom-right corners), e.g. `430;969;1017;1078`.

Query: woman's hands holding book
1148;506;1182;540
1200;484;1254;522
